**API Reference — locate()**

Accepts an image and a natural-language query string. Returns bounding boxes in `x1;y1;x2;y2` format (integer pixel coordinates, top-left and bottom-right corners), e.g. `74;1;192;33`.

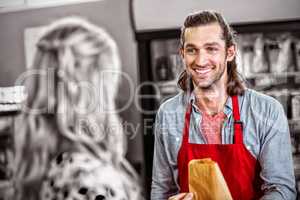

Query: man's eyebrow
184;43;197;48
184;42;222;48
204;42;221;46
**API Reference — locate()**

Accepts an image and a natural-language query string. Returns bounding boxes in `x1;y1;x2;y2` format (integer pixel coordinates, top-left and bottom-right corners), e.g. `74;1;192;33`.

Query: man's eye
207;47;218;52
185;48;197;54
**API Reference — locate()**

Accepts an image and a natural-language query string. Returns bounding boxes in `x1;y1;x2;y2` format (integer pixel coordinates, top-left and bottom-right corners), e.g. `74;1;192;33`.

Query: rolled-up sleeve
259;102;296;200
151;109;178;200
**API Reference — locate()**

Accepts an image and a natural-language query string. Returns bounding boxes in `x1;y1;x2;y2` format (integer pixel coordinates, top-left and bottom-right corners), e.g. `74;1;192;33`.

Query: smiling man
151;10;296;200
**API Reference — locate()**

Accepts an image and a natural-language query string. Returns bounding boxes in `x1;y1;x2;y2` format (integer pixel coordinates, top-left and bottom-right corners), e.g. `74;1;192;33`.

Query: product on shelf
295;37;300;84
291;137;298;154
151;39;181;82
239;34;254;78
269;34;295;73
168;54;184;81
265;36;279;74
155;56;174;81
293;155;300;177
295;37;300;72
252;34;269;73
291;91;300;119
254;76;274;90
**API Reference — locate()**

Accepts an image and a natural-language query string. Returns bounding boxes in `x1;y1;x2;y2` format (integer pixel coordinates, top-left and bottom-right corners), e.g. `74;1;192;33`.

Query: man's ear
179;47;184;59
226;45;236;62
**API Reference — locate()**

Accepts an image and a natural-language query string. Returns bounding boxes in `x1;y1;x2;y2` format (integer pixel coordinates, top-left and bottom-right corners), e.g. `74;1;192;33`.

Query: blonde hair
13;17;134;199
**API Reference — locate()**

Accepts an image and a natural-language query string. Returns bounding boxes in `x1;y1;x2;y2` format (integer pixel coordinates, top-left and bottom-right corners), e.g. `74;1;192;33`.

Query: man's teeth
195;69;211;74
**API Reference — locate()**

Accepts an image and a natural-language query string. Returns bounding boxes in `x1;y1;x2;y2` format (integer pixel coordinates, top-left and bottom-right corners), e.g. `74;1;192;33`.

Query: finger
183;192;194;200
168;193;187;200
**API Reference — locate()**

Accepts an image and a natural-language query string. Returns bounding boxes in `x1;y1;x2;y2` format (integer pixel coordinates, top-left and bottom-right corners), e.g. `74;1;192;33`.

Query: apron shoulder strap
182;103;192;144
232;95;244;144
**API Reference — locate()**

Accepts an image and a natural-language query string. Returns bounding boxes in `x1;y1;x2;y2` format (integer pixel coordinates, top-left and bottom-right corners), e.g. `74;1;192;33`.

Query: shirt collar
188;91;233;117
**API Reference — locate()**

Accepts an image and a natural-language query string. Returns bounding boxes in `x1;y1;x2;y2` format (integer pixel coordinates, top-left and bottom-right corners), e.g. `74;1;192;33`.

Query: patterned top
40;151;141;200
201;111;226;144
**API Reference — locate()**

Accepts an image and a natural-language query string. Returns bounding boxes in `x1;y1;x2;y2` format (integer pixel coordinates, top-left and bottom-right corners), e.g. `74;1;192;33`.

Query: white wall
134;0;300;30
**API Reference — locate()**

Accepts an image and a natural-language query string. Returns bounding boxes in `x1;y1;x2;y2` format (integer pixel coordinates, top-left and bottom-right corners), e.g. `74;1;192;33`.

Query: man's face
181;23;235;90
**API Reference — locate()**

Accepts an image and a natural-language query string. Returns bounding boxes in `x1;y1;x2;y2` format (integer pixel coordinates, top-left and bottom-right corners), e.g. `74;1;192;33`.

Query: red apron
177;95;262;200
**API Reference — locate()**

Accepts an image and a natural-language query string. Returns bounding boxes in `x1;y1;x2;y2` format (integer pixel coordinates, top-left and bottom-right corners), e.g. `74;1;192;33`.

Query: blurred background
0;0;300;199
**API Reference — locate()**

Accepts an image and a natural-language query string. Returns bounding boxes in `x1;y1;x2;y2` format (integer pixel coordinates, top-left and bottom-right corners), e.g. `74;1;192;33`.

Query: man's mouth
194;68;211;75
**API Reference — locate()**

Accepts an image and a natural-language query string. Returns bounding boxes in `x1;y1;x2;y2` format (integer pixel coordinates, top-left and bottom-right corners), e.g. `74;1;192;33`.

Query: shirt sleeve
258;102;297;200
151;109;179;200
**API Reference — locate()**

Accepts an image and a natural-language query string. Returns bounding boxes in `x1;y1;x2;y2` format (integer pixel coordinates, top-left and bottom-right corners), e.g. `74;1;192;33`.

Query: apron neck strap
232;95;243;144
182;95;244;144
182;104;192;144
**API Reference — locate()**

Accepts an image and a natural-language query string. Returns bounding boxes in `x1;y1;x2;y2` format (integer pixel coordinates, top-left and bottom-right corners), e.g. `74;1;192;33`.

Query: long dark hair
178;10;245;96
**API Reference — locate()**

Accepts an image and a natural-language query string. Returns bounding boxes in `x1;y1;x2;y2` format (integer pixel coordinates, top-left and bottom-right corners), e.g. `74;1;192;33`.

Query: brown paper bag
188;158;233;200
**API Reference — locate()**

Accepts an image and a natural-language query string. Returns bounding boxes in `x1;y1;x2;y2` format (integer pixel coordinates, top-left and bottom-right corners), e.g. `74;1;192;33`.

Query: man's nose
194;51;208;66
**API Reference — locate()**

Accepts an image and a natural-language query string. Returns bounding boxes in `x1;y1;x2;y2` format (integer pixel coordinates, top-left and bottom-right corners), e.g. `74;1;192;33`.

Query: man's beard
192;62;227;90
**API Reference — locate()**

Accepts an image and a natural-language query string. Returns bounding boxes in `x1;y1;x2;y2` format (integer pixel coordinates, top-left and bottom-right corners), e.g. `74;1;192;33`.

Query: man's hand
168;193;194;200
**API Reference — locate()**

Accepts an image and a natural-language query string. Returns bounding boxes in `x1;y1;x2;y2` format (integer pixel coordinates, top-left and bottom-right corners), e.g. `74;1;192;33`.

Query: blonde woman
12;17;142;200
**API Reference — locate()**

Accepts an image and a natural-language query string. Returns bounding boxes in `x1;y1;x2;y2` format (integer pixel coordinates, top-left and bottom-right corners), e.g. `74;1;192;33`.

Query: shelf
155;80;179;95
245;71;300;79
156;80;177;86
155;72;300;86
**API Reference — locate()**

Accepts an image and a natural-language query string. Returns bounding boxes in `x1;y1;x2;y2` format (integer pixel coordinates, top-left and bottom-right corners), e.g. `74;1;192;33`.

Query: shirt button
176;137;180;142
246;145;251;150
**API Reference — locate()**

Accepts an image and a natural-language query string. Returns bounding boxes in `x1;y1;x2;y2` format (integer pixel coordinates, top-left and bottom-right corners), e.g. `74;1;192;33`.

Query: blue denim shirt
151;89;296;200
